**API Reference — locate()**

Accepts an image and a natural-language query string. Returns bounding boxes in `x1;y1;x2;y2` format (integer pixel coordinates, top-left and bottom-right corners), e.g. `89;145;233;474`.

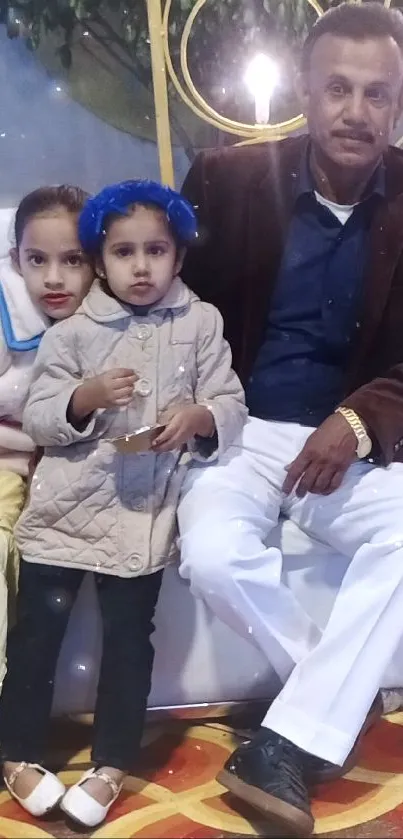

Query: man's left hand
282;412;358;498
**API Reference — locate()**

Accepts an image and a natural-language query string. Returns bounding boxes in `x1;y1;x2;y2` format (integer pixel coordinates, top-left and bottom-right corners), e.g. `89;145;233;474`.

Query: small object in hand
112;425;166;454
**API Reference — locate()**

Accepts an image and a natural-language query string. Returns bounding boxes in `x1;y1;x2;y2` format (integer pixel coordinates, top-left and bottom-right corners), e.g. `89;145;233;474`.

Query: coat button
132;497;145;512
136;378;152;397
137;325;151;341
128;554;142;571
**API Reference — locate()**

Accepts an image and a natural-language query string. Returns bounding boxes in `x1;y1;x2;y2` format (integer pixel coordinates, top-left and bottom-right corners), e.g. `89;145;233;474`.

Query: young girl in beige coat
0;185;93;697
0;179;247;829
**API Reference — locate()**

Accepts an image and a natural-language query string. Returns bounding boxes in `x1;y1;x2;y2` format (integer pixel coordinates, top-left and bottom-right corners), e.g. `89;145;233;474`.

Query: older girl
0;184;93;691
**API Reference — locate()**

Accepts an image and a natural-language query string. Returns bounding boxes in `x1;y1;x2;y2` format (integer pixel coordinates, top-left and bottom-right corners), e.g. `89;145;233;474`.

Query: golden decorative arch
163;0;322;139
146;0;397;186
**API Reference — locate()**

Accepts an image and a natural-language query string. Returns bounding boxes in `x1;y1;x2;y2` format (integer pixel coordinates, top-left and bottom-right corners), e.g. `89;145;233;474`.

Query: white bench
52;518;403;716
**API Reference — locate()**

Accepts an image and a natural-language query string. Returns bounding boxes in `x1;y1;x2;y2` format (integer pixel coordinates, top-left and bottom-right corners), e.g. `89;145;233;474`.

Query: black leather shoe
216;729;314;837
303;691;383;785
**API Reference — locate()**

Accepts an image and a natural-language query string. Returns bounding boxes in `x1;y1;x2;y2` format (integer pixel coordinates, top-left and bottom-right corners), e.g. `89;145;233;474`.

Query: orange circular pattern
0;715;402;837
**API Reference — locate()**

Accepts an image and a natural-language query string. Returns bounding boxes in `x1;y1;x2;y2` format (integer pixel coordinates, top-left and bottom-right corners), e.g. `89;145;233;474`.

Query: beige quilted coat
16;278;246;577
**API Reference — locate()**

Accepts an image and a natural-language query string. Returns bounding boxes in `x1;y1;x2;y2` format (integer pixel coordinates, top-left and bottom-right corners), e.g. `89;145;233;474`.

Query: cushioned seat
51;517;403;716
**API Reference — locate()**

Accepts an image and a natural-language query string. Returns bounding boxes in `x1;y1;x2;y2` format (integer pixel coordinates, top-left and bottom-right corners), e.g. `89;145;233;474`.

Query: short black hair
301;1;403;72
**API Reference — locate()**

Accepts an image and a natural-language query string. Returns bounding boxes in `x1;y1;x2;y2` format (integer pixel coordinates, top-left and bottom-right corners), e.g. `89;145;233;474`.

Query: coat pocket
165;318;197;403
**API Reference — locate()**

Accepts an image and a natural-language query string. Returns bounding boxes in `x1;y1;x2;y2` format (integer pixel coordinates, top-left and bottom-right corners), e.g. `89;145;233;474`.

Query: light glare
244;54;279;124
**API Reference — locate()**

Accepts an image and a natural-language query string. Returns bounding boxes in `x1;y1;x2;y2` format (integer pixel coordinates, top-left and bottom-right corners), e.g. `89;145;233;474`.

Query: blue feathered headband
79;179;198;252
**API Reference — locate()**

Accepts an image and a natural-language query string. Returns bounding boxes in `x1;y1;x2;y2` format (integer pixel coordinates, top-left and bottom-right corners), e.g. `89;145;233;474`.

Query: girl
0;179;247;828
0;184;93;697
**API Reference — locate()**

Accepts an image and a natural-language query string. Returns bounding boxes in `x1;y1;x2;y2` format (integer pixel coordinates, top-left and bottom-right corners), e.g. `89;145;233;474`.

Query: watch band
335;406;372;457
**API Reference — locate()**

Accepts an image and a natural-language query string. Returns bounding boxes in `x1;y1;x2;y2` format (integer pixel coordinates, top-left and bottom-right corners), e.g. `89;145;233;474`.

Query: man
178;3;403;836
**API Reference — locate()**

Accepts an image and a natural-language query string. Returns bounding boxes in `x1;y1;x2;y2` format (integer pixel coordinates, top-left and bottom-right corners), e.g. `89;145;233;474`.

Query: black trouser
0;561;163;771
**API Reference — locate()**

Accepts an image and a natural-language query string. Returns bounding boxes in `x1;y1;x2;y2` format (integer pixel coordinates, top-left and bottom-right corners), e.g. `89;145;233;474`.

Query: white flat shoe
4;762;65;816
61;768;123;828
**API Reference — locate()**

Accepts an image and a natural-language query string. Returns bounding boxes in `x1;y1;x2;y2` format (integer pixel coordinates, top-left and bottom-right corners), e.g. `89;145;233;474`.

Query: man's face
299;34;403;170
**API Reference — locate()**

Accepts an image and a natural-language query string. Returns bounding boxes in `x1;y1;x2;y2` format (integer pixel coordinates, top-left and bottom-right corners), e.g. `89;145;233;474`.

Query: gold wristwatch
335;407;372;459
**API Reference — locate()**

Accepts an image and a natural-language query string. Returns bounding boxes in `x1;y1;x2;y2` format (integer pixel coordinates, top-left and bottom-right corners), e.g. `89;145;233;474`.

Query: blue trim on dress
0;284;43;351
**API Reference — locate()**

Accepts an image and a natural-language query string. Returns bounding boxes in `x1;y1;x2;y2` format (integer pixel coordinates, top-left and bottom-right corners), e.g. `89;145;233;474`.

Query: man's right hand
71;368;137;420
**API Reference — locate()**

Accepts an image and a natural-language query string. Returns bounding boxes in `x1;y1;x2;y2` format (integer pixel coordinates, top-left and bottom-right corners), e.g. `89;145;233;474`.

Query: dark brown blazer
181;135;403;465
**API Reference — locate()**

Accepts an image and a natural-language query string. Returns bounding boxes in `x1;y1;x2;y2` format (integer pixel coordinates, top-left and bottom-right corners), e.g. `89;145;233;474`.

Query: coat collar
80;275;192;323
297;140;385;201
0;258;49;351
250;134;403;207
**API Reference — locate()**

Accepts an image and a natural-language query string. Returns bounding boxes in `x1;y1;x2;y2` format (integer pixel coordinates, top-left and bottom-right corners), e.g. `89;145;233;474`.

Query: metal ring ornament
162;0;323;140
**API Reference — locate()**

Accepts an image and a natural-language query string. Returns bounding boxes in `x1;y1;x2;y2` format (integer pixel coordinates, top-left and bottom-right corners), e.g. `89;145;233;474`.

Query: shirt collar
296;141;385;202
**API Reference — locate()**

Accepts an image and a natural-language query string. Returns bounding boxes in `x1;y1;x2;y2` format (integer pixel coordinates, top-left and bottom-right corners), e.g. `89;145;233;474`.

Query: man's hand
282;412;359;498
153;404;215;453
72;368;138;420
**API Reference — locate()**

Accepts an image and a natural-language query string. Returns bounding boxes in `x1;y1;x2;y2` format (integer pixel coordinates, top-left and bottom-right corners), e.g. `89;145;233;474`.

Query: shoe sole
216;768;314;837
306;694;382;784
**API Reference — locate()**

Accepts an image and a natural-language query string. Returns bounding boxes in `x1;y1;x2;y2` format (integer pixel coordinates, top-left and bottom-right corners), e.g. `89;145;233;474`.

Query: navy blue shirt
245;150;384;427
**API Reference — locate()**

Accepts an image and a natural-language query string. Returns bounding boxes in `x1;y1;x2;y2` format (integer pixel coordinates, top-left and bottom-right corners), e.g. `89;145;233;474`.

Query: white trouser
178;417;403;766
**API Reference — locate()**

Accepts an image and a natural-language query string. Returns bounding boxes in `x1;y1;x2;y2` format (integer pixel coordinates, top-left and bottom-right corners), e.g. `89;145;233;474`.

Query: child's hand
91;369;138;409
72;369;137;419
152;404;215;452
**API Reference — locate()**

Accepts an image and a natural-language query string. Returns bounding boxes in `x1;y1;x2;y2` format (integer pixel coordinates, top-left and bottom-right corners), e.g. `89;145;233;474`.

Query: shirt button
128;554;141;571
137;325;151;341
136;378;152;397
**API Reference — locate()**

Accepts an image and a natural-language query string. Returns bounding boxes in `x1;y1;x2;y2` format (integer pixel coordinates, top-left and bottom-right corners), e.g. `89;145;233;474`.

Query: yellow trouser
0;471;26;689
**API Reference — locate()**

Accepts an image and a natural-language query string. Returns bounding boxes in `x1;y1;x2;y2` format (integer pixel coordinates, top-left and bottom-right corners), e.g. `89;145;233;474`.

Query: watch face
357;437;372;459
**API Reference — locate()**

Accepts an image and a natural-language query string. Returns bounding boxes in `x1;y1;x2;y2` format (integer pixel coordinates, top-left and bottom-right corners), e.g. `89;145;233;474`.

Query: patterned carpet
0;713;402;838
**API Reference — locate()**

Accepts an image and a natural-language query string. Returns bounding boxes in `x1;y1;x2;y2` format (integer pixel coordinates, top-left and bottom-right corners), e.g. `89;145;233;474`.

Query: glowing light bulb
244;54;279;125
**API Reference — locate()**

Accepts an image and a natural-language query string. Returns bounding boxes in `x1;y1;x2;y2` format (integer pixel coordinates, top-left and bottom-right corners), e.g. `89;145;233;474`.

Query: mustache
332;129;374;144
